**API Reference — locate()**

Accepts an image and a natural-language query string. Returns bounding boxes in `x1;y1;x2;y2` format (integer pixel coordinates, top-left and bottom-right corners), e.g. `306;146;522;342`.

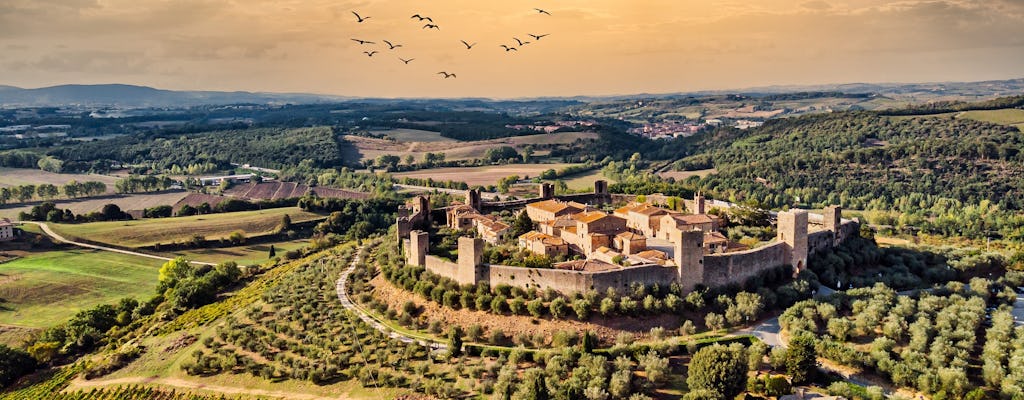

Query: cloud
7;50;153;75
801;1;833;10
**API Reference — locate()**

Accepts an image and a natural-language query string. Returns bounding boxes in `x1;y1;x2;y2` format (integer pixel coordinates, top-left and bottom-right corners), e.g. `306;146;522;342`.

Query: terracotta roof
572;210;611;224
527;199;581;215
475;217;509;233
554;259;620;272
704;231;729;244
519;231;565;246
634;249;668;260
633;204;669;216
616;231;645;240
671;214;716;225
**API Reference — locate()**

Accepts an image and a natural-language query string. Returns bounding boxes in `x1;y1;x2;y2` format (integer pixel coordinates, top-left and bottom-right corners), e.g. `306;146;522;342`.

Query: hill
0;84;350;107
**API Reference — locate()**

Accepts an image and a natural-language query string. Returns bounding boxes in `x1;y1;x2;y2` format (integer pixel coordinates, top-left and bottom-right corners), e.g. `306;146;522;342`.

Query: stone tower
539;183;555;199
456;237;486;285
694;192;706;215
777;209;809;272
466;189;482;210
408;230;429;267
823;205;842;245
673;229;705;292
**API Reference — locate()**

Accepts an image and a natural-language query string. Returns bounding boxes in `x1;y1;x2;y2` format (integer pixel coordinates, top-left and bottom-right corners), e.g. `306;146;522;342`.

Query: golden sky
2;0;1023;98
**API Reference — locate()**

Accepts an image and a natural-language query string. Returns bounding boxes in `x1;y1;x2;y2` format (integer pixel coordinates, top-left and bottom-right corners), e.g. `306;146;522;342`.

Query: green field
369;128;456;143
49;207;324;248
957;109;1024;129
163;239;309;266
556;169;616;191
0;250;162;328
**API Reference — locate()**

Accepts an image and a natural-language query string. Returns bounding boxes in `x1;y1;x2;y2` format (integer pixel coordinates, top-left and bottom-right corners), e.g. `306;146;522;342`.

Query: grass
0;249;162;328
957;109;1024;129
48;207;324;248
0;191;190;220
369;128;455;143
555;169;615;191
163;239;309;266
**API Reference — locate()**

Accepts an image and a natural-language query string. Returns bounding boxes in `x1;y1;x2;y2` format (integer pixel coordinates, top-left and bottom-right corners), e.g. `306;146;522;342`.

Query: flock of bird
348;8;554;79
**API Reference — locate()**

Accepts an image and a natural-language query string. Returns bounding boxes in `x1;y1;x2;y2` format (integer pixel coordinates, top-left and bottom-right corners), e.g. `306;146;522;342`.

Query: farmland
0;249;162;329
163;239;309;266
48;207;324;248
957;108;1024;129
0;191;189;220
344;131;599;162
393;163;582;186
0;168;120;192
369;128;456;143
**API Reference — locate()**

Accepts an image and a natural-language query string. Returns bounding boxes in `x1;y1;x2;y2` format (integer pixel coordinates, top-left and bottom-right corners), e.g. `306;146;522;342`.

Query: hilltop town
398;180;856;295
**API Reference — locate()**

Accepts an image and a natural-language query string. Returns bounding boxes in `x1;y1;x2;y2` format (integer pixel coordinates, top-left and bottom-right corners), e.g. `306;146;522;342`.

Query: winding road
335;245;447;351
18;221;215;266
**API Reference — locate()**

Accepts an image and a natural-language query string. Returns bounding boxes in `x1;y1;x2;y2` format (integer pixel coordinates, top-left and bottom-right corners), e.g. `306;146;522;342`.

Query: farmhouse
0;219;14;242
199;174;255;186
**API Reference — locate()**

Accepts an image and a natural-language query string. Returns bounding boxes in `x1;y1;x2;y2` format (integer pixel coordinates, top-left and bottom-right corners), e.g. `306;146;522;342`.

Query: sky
1;0;1023;98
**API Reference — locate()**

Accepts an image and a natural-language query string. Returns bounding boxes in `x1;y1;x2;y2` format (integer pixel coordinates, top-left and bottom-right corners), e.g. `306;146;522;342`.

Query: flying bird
351;38;375;45
460;40;477;49
423;24;440;30
383;40;402;50
437;72;456;78
500;45;518;52
529;33;550;40
363;51;378;57
513;37;530;46
399;57;415;64
534;8;551;15
352;11;371;22
410;14;433;22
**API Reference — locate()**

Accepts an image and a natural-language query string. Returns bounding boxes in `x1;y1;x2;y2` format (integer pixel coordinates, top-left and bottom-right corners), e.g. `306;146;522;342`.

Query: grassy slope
0;249;162;328
162;239;309;266
369;128;455;143
957;108;1024;130
49;207;323;248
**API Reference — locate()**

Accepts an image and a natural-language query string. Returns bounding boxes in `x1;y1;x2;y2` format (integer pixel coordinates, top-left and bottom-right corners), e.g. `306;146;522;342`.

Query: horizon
2;1;1023;98
3;75;1024;102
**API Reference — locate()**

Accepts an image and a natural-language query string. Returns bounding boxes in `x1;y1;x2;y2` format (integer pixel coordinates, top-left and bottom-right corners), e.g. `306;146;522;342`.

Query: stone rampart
702;242;787;288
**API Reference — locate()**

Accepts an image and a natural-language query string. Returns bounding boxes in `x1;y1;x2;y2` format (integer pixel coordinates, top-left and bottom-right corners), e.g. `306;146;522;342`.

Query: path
335;245;447;351
18;221;215;266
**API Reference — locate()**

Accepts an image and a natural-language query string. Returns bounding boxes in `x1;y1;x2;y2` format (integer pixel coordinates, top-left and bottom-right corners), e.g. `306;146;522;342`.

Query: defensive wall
399;182;859;294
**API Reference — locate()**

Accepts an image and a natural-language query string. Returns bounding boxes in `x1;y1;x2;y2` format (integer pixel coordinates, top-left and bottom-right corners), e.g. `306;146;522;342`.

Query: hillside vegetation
50;126;347;171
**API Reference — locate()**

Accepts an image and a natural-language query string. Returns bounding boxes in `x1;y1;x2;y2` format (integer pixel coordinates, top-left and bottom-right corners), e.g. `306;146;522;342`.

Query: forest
48;126;348;172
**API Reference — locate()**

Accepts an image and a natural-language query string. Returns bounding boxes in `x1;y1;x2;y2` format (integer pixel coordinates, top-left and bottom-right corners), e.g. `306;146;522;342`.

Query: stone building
525;199;583;223
0;219;14;242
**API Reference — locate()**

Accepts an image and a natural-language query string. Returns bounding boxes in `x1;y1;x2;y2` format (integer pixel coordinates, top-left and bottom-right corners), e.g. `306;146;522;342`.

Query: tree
785;335;817;384
511;210;533;238
581;331;597;353
158;257;193;290
447;326;463;358
268;245;276;258
514;368;549;400
0;344;38;387
36;184;59;200
686;344;747;400
681;389;723;400
638;351;669;386
280;214;292;231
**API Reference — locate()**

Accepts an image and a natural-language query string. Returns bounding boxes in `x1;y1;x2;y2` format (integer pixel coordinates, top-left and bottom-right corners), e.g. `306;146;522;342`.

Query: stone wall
424;255;460;280
487;264;677;295
702;242;787;288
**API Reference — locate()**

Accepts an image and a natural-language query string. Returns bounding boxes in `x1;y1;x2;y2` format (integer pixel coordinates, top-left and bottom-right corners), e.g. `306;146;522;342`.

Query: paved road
335;246;447;351
18;221;215;266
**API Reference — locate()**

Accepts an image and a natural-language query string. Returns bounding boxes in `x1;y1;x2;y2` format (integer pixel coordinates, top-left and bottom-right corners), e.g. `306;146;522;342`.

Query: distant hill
0;84;352;107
